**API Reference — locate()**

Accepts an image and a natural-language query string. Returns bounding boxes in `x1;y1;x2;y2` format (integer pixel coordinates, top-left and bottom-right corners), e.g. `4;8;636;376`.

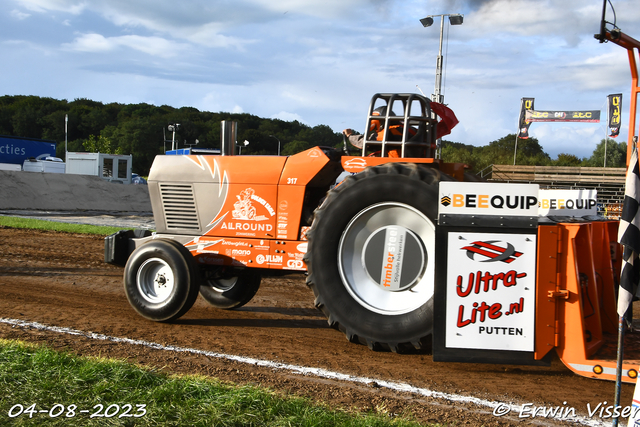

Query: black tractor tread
304;162;450;354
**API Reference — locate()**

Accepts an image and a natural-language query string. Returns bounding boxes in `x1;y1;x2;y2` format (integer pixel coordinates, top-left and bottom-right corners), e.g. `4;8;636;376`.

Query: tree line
0;95;341;175
441;134;626;174
0;95;625;175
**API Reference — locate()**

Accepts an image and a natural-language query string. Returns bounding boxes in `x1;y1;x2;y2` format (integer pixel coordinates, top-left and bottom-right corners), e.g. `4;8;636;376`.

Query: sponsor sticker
343;158;367;170
439;182;539;217
445;232;537;352
538;189;597;217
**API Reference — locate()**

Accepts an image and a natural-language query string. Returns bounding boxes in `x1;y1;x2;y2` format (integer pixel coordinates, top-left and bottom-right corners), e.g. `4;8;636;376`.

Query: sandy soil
0;226;636;426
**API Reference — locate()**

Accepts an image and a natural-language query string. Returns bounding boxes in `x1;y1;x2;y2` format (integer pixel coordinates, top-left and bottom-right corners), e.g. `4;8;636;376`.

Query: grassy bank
0;339;424;427
0;215;129;235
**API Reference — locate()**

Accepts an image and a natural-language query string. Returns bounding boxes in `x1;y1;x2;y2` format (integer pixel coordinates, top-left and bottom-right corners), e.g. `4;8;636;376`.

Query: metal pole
64;114;68;161
613;315;625;427
513;134;518;165
433;17;445;104
220;121;237;156
269;135;281;156
431;17;445;158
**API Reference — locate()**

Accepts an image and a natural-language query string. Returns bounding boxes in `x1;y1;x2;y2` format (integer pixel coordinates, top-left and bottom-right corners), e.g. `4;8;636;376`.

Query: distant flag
517;98;534;139
608;94;622;138
617;148;640;317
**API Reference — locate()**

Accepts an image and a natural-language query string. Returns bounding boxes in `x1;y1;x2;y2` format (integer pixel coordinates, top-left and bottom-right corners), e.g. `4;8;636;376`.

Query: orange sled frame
537;221;638;383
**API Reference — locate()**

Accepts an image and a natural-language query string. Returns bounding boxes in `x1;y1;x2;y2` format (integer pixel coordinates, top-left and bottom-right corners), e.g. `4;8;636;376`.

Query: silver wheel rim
137;257;175;304
206;276;239;293
338;202;435;315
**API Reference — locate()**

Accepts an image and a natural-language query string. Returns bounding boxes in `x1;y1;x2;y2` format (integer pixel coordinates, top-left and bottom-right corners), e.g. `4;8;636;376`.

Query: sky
3;0;639;159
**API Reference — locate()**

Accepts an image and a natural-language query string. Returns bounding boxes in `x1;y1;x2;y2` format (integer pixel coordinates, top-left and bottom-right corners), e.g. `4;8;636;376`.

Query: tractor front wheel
123;239;200;322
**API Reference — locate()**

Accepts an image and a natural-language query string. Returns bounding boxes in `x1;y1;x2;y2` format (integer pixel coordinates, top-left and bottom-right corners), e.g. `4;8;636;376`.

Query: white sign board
538;189;597;217
445;232;537;352
628;377;640;426
439;182;539;217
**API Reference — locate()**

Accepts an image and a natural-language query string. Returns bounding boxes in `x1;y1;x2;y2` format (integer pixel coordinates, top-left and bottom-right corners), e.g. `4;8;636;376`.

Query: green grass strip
0;216;132;236
0;339;426;427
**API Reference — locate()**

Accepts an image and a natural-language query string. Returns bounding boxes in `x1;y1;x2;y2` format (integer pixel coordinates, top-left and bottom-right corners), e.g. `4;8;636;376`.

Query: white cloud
246;0;368;18
271;111;304;122
183;23;254;49
64;33;190;58
65;33;112;52
530;124;605;159
560;50;631;91
4;0;640;161
10;9;31;20
14;0;86;14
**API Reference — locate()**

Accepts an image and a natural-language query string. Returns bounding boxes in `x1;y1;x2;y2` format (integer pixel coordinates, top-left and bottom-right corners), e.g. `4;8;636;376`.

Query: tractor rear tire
199;268;261;309
124;239;200;322
304;163;449;353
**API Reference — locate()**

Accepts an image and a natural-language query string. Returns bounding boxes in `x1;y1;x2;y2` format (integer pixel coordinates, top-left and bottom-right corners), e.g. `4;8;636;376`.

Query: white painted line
0;317;607;426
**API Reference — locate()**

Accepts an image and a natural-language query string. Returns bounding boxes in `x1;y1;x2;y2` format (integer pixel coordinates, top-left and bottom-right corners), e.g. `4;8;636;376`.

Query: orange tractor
106;91;638;383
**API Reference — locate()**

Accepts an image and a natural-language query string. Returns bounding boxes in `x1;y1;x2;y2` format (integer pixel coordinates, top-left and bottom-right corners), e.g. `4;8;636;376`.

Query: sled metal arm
595;3;640;167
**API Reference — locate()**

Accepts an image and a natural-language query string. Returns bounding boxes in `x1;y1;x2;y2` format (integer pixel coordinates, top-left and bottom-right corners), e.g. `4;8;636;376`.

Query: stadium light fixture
420;13;463;159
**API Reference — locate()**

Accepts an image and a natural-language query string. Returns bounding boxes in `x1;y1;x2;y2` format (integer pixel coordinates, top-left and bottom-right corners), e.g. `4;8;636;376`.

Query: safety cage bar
362;93;438;158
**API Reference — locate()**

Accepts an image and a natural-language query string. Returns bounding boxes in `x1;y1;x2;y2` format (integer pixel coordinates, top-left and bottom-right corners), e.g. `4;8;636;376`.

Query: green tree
83;134;122;154
584;138;626;167
552;153;583;166
470;134;550;172
441;140;476;169
281;140;310;156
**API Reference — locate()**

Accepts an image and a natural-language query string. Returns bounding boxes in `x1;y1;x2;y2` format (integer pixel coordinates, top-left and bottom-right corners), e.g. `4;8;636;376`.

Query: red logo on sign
462;241;523;263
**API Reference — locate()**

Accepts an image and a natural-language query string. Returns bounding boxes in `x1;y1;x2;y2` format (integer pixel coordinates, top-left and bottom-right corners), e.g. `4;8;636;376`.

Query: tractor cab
341;93;464;181
359;93;439;158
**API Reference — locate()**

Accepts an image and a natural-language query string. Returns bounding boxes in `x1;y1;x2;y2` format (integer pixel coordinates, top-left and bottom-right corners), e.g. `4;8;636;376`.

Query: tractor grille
159;183;200;231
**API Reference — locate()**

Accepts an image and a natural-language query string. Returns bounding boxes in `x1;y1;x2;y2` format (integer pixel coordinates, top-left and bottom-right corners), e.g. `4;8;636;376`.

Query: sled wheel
304;163;450;353
124;239;199;322
199;267;261;309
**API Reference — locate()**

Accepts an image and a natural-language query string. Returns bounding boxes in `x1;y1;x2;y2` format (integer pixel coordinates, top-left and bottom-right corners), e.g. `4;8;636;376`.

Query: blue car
131;173;147;185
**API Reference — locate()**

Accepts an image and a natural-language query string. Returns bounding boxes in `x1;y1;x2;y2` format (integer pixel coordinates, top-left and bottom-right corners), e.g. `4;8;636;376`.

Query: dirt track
0;226;636;426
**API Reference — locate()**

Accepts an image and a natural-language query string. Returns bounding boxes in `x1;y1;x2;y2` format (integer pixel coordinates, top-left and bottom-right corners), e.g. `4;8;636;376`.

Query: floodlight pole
167;124;180;151
269;135;281;156
434;17;445;104
420;13;463;158
420;14;463;104
64;114;68;161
